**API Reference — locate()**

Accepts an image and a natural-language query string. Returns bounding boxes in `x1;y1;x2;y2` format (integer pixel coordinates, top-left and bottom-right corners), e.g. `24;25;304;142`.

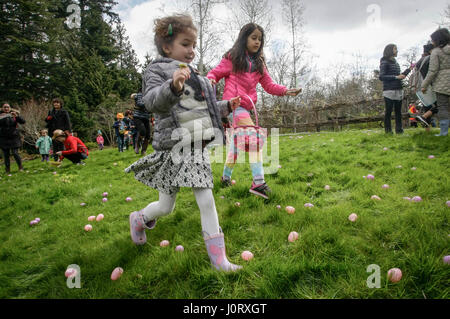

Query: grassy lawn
0;128;449;299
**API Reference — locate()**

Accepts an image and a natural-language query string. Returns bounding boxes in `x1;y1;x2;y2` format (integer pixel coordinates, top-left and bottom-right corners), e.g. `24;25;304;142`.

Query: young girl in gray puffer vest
125;14;242;272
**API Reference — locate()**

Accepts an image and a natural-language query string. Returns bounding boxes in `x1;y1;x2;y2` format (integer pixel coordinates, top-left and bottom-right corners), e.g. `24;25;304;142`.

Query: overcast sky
115;0;449;79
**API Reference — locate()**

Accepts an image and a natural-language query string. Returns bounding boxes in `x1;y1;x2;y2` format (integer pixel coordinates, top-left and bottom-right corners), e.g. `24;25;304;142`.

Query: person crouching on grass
52;129;89;165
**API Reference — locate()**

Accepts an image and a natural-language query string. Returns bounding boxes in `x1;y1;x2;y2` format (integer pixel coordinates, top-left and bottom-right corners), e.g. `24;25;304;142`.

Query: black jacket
0;112;26;149
379;57;411;91
45;108;71;136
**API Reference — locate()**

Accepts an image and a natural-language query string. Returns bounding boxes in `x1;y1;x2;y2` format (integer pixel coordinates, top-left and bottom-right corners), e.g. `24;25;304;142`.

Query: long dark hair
430;28;450;48
381;44;397;61
224;23;266;75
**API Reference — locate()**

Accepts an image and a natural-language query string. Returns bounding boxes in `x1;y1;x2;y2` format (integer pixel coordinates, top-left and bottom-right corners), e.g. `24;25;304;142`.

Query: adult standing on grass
45;98;72;161
52;129;88;165
0;102;25;173
379;44;412;135
131;92;152;155
417;28;450;137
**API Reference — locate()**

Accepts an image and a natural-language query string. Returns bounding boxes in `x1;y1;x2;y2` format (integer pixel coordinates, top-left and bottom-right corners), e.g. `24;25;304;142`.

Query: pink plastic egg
220;196;225;199
288;231;299;242
363;176;366;179
304;203;314;208
382;184;389;189
411;167;417;170
403;197;412;201
34;218;40;222
371;195;381;200
30;220;37;226
276;205;281;210
285;206;295;214
443;256;450;265
175;245;184;252
241;250;254;261
102;197;108;202
102;192;108;197
412;196;422;202
84;224;92;232
231;180;236;185
387;268;402;283
126;197;132;202
324;185;331;190
446;201;450;207
96;214;104;221
278;165;282;169
428;155;435;159
367;174;374;180
53;171;57;175
88;216;96;221
111;267;123;280
235;202;241;207
160;240;170;247
348;213;358;222
65;268;77;278
80;202;86;206
383;147;388;151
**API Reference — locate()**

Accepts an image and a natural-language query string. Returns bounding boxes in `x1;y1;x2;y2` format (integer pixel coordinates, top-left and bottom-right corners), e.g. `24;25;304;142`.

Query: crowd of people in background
0;24;448;175
382;27;449;137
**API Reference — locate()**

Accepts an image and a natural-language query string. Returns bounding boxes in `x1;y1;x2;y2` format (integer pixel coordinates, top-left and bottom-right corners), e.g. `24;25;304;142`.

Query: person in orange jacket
409;103;419;127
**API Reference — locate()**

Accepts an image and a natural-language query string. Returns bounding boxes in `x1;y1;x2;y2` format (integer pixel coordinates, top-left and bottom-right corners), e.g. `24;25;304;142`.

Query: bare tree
226;0;274;43
18;99;51;147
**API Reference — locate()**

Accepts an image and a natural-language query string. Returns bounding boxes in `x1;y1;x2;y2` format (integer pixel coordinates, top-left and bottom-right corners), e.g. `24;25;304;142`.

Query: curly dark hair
224;23;266;75
52;97;64;107
153;14;197;57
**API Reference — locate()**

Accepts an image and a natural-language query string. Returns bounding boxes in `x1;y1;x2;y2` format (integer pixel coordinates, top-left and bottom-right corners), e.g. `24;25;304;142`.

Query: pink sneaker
249;182;271;199
129;211;156;245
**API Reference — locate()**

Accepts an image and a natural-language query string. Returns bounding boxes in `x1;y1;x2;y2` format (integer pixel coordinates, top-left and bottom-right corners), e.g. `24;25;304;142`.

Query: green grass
0;128;449;299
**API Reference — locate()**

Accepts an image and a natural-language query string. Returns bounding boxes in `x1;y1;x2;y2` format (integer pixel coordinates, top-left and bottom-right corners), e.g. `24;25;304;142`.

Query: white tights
141;188;220;236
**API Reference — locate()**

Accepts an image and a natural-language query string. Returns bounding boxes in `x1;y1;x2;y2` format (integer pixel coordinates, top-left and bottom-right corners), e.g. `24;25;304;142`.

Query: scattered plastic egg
428;155;435;159
304;203;314;208
96;214;104;221
126;197;132;202
111;267;123;280
241;251;254;261
84;224;93;232
65;268;77;278
387;268;402;283
235;202;241;207
88;216;96;221
285;206;295;214
367;174;375;180
324;185;331;190
382;184;389;189
371;195;381;200
102;197;108;202
288;231;299;242
443;256;450;265
102;192;108;197
412;196;422;202
348;213;358;222
160;240;170;247
175;245;184;252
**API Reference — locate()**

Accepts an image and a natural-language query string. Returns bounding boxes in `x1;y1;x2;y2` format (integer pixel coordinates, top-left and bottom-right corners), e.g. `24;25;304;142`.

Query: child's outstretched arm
142;64;189;114
259;67;289;96
207;56;233;85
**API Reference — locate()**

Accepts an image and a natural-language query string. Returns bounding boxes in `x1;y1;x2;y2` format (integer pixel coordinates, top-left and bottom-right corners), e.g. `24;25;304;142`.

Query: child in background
125;14;242;272
96;130;104;150
207;23;301;199
35;129;52;162
113;113;126;152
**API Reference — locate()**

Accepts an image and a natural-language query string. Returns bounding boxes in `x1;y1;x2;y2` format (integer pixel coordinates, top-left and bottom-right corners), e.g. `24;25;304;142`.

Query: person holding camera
0;102;25;173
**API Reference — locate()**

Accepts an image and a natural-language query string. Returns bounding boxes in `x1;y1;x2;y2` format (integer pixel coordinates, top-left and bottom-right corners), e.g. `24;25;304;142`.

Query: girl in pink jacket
207;23;301;199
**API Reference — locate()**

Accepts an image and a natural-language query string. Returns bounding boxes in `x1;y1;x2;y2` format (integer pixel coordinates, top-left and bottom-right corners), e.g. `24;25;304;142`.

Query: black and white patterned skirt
124;147;214;195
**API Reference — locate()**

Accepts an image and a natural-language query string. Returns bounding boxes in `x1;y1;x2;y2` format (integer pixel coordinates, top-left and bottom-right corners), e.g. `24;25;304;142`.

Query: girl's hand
173;67;191;92
229;96;241;110
286;88;302;96
421;87;427;93
396;74;406;80
209;78;216;86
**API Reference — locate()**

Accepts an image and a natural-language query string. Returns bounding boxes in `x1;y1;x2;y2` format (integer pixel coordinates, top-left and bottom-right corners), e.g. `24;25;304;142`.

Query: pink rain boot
129;210;156;245
203;230;242;272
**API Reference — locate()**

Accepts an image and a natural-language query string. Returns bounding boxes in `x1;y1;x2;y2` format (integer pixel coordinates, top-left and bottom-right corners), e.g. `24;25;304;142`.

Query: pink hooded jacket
207;55;287;111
